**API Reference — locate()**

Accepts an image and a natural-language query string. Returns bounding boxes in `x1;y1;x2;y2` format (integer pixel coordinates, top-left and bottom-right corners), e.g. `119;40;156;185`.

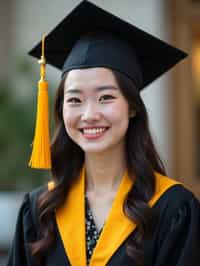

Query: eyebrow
65;85;118;94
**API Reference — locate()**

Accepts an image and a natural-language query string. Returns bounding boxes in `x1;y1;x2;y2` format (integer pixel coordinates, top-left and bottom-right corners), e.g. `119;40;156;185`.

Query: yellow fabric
56;167;87;266
48;169;181;266
48;181;55;191
29;79;51;169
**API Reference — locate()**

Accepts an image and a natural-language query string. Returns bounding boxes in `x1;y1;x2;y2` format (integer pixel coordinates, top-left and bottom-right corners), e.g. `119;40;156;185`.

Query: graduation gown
7;168;200;266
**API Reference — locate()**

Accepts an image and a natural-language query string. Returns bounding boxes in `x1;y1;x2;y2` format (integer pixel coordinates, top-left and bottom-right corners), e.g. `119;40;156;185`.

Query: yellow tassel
29;35;51;169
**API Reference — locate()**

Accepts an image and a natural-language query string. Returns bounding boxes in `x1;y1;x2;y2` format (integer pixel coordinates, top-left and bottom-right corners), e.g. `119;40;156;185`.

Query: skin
63;67;135;230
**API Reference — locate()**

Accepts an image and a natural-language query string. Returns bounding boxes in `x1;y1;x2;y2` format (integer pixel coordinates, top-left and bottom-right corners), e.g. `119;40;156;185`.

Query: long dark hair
31;69;166;265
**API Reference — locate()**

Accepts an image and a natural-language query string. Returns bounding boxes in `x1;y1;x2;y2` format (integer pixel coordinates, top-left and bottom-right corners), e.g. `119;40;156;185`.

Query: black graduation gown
7;177;200;266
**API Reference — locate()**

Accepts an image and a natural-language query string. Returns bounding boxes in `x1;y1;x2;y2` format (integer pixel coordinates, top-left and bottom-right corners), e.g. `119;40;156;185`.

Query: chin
81;147;108;154
79;143;118;155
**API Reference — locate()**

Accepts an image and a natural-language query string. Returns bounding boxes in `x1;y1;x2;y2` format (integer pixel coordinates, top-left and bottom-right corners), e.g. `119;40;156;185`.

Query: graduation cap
28;0;187;170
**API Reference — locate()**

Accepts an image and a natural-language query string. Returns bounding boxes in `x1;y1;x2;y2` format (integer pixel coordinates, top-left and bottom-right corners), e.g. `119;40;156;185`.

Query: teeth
82;128;107;134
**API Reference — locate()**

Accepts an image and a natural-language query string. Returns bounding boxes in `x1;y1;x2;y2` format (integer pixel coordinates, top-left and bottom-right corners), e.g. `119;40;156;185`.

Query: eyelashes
66;95;116;104
99;95;116;101
66;97;81;103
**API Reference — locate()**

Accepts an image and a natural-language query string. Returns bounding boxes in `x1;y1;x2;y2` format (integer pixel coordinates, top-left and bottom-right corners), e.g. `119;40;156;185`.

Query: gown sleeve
154;188;200;266
7;193;38;266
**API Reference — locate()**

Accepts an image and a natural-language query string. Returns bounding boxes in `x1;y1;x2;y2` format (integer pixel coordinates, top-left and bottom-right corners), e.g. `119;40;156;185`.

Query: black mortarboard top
28;0;187;91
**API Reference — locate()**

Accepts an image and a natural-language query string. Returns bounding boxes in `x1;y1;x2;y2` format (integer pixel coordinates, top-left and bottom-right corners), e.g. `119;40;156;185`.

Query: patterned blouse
85;196;102;265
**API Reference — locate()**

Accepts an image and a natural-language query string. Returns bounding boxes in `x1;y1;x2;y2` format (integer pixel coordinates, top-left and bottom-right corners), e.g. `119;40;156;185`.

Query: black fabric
6;186;46;266
28;0;187;91
61;32;143;89
7;184;200;266
6;194;37;266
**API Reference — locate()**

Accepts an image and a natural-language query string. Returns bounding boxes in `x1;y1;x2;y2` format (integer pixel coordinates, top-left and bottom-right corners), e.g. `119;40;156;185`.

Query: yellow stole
48;168;181;266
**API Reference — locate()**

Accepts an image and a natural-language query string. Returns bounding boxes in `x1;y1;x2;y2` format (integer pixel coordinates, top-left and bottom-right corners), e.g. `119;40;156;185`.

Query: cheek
106;101;130;124
62;107;78;131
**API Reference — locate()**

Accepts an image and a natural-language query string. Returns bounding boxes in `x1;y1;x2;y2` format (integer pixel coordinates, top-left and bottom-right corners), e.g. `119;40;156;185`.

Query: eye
99;95;116;102
66;97;81;104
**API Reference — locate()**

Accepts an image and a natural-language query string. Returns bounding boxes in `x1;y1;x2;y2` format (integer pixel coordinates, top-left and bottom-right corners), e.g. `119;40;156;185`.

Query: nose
81;103;101;122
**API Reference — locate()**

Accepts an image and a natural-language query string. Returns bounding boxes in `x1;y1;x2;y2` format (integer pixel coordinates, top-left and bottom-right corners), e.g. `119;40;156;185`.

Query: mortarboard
29;0;187;90
28;0;187;170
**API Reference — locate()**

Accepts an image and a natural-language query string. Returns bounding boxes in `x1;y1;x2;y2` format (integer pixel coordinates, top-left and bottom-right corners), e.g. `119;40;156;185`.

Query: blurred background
0;0;200;264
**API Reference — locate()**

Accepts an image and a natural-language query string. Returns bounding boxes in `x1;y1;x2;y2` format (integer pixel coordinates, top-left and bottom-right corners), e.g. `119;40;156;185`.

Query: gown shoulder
151;184;200;266
7;185;47;266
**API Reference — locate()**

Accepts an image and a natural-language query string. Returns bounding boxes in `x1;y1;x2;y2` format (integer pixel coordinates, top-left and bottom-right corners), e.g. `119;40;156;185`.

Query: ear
129;109;136;118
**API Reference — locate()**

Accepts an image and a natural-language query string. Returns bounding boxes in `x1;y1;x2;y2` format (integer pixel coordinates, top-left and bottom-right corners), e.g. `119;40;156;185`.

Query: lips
81;127;108;134
79;126;109;139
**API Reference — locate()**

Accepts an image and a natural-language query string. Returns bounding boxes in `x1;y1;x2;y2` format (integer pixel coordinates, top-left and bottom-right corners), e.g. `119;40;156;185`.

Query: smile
79;127;109;139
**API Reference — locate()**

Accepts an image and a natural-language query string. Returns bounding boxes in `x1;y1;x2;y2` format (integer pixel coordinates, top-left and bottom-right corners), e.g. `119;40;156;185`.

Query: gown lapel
48;168;181;266
54;167;86;266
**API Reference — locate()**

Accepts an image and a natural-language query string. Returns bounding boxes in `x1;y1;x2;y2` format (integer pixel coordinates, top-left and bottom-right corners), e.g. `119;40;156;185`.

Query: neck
84;146;127;194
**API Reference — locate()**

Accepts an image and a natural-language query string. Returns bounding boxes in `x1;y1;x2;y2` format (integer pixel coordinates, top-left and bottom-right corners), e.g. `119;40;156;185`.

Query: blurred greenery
0;55;55;190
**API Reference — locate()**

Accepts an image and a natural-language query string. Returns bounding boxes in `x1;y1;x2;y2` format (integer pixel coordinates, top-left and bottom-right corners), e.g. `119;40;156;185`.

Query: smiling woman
7;1;200;266
63;68;131;155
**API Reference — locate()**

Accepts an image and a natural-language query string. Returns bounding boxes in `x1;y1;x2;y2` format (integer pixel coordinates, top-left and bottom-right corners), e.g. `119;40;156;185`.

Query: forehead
64;67;119;90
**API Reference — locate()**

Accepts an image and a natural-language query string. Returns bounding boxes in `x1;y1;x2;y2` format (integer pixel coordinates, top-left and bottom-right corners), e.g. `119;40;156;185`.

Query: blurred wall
0;0;13;80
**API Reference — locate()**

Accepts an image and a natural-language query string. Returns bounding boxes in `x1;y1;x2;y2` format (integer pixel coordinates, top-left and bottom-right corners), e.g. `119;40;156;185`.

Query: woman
7;1;200;266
